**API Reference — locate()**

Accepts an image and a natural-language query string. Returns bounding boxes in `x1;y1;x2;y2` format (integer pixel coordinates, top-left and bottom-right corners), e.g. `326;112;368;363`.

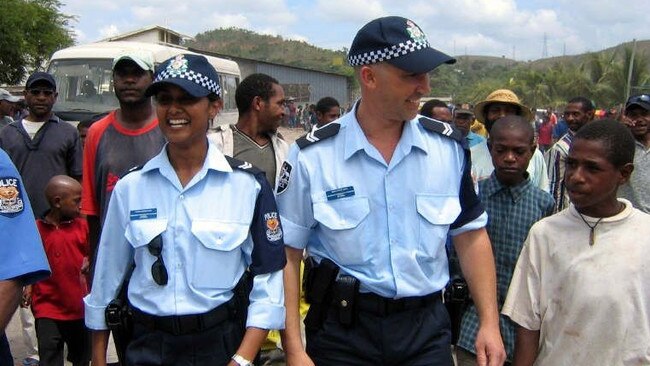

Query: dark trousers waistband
131;303;232;336
355;291;442;317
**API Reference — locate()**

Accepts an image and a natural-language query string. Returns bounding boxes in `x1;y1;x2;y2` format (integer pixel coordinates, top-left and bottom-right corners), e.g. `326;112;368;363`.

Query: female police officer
84;54;286;366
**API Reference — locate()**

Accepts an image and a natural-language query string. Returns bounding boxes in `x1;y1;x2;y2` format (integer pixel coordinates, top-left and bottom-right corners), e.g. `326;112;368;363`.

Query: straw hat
474;89;533;124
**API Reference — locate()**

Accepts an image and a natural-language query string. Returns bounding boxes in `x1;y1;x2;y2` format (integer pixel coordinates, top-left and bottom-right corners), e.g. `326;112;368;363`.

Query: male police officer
277;16;505;366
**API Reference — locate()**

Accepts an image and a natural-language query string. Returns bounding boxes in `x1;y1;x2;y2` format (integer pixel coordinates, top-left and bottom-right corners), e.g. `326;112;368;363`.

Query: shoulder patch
225;156;264;175
296;122;340;149
0;176;25;215
275;161;292;195
418;117;465;146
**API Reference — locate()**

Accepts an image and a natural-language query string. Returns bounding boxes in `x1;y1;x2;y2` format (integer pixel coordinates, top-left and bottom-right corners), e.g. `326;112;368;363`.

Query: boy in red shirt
28;175;90;366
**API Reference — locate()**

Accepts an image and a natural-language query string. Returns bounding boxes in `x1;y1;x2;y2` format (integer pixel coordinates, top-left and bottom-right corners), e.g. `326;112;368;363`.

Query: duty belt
355;291;442;317
131;303;232;336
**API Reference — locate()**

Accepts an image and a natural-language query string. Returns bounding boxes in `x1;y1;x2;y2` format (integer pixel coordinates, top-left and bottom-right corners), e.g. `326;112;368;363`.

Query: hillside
187;27;649;107
188;27;353;77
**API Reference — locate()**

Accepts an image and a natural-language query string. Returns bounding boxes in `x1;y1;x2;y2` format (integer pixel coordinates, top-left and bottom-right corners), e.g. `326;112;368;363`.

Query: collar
141;140;233;174
569;198;634;224
342;100;427;160
38;210;75;227
481;172;532;202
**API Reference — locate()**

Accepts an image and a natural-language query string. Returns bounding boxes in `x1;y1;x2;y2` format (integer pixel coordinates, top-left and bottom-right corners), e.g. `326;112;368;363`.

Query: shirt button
179;194;185;200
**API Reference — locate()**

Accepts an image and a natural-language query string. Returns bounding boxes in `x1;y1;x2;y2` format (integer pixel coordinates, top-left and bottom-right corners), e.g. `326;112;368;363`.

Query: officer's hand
285;349;315;366
475;324;506;366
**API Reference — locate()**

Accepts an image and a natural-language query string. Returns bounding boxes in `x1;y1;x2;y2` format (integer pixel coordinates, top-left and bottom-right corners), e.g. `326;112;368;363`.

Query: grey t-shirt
618;140;650;213
232;128;277;187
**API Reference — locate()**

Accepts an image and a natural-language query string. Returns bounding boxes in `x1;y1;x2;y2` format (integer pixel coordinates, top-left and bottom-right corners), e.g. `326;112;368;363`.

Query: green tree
0;0;74;84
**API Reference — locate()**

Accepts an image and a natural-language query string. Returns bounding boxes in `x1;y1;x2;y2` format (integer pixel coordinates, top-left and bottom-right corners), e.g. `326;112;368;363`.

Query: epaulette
418;117;466;146
296;122;341;149
120;165;143;178
225;156;264;175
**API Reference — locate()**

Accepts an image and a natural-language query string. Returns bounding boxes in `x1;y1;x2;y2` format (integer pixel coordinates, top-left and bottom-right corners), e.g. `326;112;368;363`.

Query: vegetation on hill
189;27;649;109
188;27;353;77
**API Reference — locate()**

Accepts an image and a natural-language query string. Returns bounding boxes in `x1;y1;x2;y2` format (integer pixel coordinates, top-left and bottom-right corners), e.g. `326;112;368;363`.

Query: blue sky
62;0;650;61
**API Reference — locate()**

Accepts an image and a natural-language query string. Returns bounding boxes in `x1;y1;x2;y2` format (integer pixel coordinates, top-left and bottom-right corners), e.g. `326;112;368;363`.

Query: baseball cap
625;94;650;112
454;108;474;117
112;50;155;72
0;88;20;103
348;16;456;74
145;54;221;98
26;72;56;90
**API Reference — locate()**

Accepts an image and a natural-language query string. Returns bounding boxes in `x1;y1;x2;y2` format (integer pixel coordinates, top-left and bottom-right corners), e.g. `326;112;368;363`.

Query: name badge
130;208;157;220
326;186;355;201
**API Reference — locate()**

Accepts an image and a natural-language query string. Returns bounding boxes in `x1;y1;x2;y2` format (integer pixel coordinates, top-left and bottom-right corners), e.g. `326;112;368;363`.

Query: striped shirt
457;173;554;361
546;131;573;213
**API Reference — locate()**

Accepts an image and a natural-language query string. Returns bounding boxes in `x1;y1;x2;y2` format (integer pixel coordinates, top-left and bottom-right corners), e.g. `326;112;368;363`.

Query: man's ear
359;65;377;89
252;95;264;112
619;162;634;184
53;195;63;209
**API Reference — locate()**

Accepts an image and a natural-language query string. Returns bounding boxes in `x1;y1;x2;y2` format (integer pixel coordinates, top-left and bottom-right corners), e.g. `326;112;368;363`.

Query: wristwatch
231;354;253;366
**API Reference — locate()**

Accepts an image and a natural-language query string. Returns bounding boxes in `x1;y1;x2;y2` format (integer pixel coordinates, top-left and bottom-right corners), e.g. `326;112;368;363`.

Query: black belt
355;291;442;317
131;304;232;336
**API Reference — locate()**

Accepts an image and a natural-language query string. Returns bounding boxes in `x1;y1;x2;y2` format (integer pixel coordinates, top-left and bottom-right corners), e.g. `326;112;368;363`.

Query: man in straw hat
471;89;549;192
277;16;506;366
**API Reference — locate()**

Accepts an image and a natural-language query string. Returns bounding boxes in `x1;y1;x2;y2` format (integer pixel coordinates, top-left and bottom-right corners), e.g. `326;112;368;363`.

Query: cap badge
406;20;426;43
167;55;188;76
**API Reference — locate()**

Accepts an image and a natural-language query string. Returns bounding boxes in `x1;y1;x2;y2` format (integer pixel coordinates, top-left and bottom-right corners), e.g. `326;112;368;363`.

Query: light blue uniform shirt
85;142;286;330
0;148;50;284
276;104;487;298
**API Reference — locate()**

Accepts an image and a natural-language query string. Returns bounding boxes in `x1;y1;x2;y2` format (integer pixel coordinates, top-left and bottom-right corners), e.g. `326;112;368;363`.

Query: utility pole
542;33;549;58
625;39;637;103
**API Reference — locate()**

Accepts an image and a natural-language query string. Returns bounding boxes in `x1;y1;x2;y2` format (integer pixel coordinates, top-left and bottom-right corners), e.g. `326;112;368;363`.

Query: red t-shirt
80;111;164;222
31;217;89;320
538;122;553;145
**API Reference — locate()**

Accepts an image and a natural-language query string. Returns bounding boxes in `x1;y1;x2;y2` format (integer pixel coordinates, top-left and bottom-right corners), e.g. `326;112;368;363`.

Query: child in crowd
29;175;90;366
456;116;554;365
502;119;650;365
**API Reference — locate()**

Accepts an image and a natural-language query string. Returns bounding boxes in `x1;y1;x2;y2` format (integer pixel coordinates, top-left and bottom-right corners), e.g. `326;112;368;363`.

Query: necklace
577;213;604;246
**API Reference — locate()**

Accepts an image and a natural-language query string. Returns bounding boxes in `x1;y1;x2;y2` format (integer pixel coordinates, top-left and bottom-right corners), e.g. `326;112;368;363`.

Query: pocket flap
191;220;249;251
126;219;168;248
416;195;461;225
313;197;370;230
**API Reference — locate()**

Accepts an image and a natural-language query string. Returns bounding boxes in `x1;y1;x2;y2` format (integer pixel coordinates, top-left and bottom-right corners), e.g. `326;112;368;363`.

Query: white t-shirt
502;199;650;365
21;119;46;139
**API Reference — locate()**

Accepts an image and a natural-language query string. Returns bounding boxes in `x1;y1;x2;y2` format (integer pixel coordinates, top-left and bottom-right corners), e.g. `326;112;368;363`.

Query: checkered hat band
155;69;221;97
348;39;430;66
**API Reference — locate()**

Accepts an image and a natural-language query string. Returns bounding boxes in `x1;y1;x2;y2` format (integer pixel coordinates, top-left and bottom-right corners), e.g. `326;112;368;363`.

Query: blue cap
146;54;221;98
626;94;650;112
348;16;455;74
26;72;56;90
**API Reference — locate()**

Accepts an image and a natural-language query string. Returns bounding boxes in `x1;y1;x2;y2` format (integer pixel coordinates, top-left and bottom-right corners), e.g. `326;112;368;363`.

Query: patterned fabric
546;131;573;213
348;38;430;66
154;67;221;96
457;173;554;361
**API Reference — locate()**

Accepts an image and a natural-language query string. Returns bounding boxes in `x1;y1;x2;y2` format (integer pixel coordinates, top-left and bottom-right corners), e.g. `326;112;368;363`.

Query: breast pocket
125;219;168;286
191;219;249;289
416;195;461;257
313;197;370;266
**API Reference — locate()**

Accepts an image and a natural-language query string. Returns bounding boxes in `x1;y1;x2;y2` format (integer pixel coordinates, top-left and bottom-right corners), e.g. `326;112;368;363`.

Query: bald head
45;175;81;206
489;115;534;144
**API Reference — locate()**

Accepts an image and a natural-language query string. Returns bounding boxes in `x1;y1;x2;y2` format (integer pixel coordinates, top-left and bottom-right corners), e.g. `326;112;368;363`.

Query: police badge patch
0;176;24;215
276;161;292;195
264;212;283;242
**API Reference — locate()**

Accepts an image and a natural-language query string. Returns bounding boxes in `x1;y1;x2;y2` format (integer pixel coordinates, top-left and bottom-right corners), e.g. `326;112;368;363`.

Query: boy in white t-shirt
502;119;650;365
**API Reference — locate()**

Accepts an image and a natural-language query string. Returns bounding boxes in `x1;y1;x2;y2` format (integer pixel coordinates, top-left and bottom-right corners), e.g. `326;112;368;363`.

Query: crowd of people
1;14;649;366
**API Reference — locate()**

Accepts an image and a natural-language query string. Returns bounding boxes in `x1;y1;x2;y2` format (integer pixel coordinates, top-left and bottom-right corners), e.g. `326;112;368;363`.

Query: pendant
589;228;595;246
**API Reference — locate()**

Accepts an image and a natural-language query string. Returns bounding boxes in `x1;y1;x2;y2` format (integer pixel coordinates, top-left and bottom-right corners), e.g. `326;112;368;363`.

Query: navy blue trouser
126;317;243;366
0;333;12;366
306;298;453;366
